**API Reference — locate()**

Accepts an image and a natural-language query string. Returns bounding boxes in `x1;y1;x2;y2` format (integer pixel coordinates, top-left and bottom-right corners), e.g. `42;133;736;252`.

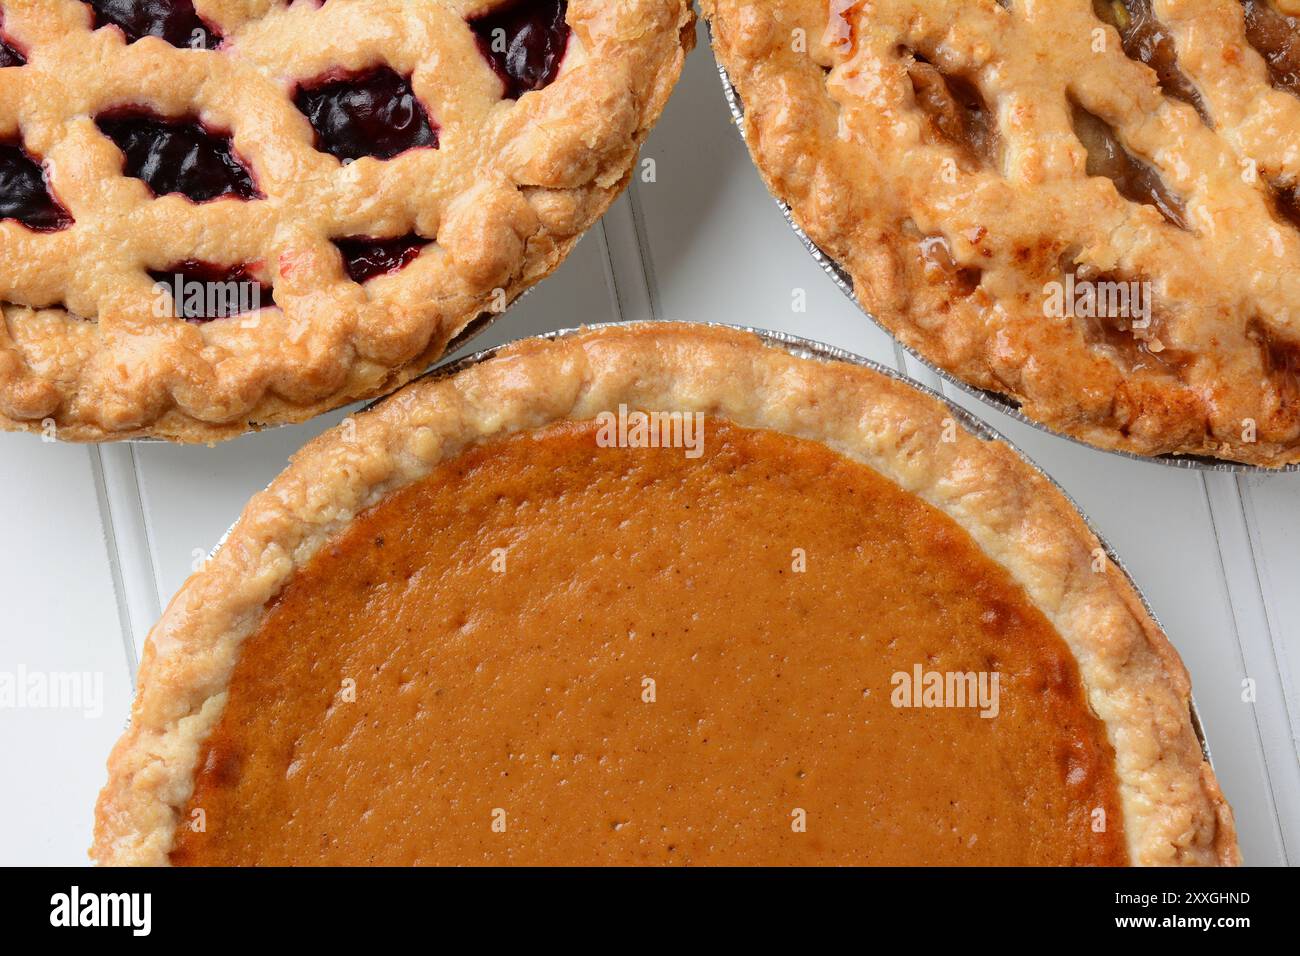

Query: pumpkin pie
91;323;1238;865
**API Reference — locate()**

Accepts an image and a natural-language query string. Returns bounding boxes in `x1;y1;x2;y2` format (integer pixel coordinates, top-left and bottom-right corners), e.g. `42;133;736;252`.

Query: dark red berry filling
0;31;24;67
85;0;221;50
334;234;430;283
0;141;73;231
0;41;23;68
149;260;271;321
96;111;260;202
0;12;24;67
470;0;570;100
294;67;438;163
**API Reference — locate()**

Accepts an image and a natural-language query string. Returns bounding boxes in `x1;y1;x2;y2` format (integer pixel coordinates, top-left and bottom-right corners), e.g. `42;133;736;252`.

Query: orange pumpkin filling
171;418;1127;865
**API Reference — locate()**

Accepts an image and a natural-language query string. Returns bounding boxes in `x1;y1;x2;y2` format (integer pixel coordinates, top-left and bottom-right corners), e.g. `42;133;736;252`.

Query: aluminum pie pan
714;58;1298;475
206;319;1217;768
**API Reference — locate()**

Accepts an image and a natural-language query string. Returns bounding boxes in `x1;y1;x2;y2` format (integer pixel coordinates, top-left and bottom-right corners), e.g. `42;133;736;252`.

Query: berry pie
705;0;1300;467
0;0;693;441
92;324;1237;865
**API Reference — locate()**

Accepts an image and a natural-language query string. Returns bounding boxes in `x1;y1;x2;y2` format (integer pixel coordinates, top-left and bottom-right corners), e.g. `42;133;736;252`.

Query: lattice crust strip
706;0;1300;467
0;0;693;441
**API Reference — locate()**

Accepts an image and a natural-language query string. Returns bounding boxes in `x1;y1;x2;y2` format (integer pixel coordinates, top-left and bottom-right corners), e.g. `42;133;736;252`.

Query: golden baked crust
92;321;1238;866
0;0;693;442
703;0;1300;467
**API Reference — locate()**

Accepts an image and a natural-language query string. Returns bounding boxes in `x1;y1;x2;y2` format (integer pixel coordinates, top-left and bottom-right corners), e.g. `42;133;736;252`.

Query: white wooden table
2;24;1296;866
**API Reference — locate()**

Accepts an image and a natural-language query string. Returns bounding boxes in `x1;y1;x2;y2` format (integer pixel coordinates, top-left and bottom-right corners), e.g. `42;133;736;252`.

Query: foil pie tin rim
713;57;1298;475
211;318;1215;768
